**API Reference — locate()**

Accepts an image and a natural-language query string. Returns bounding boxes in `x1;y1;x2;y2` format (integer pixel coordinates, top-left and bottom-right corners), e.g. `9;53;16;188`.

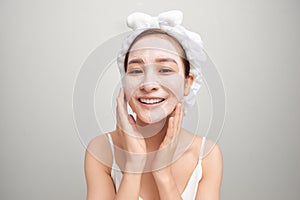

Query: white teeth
139;98;164;104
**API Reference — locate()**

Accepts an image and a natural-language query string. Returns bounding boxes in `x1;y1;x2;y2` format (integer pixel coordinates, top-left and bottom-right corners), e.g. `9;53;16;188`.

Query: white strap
199;137;206;160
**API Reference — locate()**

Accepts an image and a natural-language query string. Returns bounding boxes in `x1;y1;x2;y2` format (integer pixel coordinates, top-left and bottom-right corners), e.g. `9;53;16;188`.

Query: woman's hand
116;88;147;172
151;102;184;199
152;101;183;177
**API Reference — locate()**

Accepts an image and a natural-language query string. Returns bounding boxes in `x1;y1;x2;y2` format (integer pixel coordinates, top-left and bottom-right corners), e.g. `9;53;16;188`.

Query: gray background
1;0;299;199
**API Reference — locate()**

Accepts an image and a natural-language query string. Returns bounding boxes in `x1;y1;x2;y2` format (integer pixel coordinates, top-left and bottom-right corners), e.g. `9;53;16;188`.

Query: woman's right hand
116;88;147;172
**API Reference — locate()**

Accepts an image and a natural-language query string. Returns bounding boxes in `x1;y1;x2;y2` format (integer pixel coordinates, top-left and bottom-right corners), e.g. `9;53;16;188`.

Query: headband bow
127;10;183;30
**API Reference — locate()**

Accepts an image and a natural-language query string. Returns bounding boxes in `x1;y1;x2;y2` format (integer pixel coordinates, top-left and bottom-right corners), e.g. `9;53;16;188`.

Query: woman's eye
159;68;174;73
128;69;143;74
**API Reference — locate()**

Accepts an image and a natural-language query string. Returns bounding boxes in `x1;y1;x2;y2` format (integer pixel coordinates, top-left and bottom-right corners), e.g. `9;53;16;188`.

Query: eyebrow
155;58;178;64
127;57;178;65
128;58;144;65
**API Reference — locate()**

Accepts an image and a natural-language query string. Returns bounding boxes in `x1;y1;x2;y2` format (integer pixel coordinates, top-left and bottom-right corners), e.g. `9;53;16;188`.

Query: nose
139;81;159;92
139;65;160;92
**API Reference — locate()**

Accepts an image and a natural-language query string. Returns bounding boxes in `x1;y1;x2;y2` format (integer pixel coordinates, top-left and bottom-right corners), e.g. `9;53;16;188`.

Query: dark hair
124;29;190;78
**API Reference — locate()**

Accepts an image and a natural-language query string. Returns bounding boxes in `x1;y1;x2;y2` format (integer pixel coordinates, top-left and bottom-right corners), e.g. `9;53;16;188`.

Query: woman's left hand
151;101;184;178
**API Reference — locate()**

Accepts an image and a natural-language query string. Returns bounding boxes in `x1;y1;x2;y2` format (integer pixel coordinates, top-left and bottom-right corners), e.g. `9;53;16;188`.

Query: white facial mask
123;63;184;102
122;35;187;125
122;70;184;125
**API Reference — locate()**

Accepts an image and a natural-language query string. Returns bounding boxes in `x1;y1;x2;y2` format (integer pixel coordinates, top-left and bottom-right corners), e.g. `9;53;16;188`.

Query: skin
123;35;186;125
85;34;223;200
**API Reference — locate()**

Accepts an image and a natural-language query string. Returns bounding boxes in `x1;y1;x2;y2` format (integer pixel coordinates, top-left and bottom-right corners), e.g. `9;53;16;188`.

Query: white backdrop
1;0;299;199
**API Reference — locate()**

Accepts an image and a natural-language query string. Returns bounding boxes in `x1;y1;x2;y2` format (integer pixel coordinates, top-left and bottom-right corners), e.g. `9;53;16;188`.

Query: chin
137;112;167;124
133;106;175;125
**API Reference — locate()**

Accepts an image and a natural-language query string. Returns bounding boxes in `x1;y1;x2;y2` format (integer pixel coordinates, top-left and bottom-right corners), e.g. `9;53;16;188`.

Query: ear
184;73;194;96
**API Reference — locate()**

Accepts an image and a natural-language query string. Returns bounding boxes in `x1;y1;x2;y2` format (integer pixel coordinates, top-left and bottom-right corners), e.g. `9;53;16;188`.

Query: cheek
122;75;142;101
159;74;185;101
123;73;185;103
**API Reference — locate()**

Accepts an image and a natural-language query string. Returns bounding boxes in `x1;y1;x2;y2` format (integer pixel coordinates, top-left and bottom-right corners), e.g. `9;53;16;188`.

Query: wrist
122;172;142;180
152;168;173;183
124;155;146;173
115;150;147;173
115;173;142;200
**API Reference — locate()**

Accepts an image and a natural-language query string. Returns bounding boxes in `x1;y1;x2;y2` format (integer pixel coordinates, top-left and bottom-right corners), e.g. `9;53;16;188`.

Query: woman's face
123;34;193;124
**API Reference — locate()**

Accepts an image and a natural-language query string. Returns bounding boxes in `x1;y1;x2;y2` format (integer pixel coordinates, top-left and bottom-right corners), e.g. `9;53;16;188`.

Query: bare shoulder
194;138;223;199
201;138;223;182
202;139;223;168
85;133;114;174
180;129;223;175
84;133;116;199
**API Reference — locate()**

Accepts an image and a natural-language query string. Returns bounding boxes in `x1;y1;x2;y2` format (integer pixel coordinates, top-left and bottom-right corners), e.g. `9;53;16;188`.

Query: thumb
128;114;136;125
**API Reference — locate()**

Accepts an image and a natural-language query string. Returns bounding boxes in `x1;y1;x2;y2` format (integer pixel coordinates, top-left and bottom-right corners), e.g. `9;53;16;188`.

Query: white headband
117;10;206;109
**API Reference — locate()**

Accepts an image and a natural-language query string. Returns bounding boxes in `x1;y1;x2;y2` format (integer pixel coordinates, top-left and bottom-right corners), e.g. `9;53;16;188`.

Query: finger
116;88;130;131
117;88;128;117
119;88;129;115
117;88;124;105
116;88;123;113
128;115;144;139
178;101;184;129
117;87;124;104
174;103;181;131
161;116;175;147
169;103;177;118
128;114;136;125
116;96;122;125
118;87;123;97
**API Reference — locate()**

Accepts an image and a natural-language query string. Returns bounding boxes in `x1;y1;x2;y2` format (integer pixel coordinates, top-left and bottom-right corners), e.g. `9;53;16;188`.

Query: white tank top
107;133;206;200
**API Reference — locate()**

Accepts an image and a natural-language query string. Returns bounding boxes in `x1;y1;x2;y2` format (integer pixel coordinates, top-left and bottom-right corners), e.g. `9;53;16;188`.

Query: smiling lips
138;98;165;105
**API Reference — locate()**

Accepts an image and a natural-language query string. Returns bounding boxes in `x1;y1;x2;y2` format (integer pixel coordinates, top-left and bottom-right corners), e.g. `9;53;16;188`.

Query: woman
85;10;222;200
